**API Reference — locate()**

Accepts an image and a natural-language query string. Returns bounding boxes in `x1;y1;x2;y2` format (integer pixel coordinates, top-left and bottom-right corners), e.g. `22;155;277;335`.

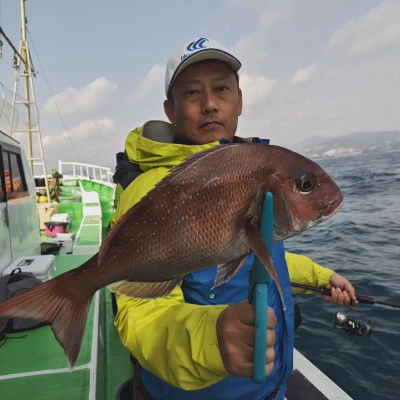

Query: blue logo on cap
187;38;209;52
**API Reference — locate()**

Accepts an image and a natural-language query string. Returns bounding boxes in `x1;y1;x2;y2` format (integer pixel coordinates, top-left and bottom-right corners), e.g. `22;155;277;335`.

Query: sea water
288;150;400;400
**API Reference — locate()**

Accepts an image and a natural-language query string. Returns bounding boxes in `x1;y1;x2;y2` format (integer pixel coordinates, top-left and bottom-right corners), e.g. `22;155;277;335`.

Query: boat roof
0;130;20;146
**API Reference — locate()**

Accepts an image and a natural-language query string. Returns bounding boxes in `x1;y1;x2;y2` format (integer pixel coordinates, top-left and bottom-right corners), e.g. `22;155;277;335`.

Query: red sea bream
0;143;343;367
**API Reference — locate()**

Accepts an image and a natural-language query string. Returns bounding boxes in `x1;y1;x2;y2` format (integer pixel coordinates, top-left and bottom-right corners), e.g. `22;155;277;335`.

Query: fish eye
295;172;316;193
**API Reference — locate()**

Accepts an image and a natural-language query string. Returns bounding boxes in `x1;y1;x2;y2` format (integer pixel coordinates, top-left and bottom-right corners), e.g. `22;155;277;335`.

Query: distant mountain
292;131;400;158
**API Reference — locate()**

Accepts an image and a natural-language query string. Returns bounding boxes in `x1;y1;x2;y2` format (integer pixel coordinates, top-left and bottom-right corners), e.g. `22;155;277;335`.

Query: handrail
58;161;115;187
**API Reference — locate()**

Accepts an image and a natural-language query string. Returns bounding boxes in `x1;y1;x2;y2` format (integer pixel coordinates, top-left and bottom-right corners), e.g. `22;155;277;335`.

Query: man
112;37;356;400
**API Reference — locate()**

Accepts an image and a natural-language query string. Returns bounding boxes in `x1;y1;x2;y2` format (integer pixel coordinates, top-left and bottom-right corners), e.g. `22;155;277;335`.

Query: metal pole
20;0;33;171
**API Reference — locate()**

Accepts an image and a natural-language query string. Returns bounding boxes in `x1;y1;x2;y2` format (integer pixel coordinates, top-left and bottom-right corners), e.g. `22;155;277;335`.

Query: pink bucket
44;222;70;237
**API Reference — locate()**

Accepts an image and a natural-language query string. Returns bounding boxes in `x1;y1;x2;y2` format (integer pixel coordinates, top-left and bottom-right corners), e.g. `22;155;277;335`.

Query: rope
27;28;82;163
0;333;28;348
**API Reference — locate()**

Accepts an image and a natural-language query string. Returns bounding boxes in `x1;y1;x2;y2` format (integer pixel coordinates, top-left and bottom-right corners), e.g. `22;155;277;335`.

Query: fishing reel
333;304;372;337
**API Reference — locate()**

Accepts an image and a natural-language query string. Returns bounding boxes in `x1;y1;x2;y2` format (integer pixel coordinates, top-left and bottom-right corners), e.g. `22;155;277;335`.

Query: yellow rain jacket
112;122;334;391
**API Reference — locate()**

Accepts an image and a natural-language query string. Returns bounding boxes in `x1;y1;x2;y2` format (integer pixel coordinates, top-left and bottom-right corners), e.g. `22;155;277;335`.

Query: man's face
164;60;242;144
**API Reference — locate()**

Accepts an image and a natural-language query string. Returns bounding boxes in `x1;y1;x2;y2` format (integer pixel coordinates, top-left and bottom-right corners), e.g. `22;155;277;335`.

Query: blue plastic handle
248;192;273;384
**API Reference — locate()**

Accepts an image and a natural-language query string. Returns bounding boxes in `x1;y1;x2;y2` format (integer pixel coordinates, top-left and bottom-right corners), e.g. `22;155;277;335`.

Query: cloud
42;117;115;145
35;0;400;168
43;77;118;117
230;1;400;148
289;64;318;85
239;73;279;106
224;0;292;27
130;65;164;102
40;117;120;169
231;0;294;71
327;0;400;58
66;118;115;139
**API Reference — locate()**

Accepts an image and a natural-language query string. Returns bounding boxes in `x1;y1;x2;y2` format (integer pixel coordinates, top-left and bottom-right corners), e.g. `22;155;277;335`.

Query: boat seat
72;181;103;254
79;181;102;217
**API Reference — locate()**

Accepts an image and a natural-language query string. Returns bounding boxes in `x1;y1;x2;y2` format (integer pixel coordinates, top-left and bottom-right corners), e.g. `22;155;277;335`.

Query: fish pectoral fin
107;279;181;299
245;217;286;310
212;254;250;289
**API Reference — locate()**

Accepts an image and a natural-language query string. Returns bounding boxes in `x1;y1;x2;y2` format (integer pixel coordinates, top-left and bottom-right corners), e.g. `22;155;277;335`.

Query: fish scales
102;146;267;283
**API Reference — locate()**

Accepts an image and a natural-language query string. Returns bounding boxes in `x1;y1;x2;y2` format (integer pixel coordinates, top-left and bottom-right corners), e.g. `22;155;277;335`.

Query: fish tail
0;270;93;368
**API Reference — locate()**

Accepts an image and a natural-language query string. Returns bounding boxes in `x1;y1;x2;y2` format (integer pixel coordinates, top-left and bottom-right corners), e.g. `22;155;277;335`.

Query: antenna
8;0;50;201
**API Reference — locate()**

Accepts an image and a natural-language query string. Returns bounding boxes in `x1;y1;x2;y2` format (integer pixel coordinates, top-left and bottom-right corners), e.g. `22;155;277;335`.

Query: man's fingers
265;361;275;376
239;305;276;348
266;345;275;364
224;346;276;378
265;347;275;376
267;307;277;329
325;287;354;306
342;291;351;305
236;301;255;325
240;324;257;348
217;300;277;378
267;328;276;347
241;322;276;348
237;303;277;330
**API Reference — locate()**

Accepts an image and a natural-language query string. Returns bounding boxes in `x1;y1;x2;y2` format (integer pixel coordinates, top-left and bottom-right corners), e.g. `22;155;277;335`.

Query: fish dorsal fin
152;142;239;191
99;143;239;263
107;279;181;299
212;254;251;289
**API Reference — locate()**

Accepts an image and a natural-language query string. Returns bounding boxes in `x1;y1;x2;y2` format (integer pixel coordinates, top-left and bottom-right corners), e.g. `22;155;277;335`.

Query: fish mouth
320;197;343;218
306;197;343;228
283;196;343;238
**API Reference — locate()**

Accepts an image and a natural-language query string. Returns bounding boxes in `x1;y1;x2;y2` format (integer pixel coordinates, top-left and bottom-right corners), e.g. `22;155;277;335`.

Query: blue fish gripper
248;192;274;384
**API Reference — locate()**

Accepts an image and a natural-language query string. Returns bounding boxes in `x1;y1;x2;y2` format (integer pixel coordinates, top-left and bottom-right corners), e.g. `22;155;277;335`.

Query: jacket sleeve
112;167;229;390
115;289;229;390
285;252;335;294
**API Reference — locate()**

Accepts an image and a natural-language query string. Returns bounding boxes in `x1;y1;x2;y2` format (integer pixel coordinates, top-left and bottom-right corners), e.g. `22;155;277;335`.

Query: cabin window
0;150;5;202
0;171;4;203
2;149;29;200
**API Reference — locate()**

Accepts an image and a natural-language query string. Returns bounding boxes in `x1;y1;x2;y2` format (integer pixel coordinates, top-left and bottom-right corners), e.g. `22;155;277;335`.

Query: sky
0;0;399;171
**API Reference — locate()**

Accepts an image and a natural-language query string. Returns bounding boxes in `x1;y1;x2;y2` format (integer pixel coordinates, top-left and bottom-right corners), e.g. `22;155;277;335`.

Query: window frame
0;143;30;201
0;146;5;203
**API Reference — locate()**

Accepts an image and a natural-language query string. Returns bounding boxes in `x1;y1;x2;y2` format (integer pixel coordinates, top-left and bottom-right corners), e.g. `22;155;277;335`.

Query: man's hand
322;272;358;306
216;300;276;378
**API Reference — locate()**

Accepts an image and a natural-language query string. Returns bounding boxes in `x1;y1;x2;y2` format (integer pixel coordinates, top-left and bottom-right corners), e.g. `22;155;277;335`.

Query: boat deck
0;255;133;400
40;179;113;253
287;349;353;399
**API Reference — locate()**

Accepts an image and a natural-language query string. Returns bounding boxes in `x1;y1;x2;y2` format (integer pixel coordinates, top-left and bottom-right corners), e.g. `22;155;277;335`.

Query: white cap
165;37;241;96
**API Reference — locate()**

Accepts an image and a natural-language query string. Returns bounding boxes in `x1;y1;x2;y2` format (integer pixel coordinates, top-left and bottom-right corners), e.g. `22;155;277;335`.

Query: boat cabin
0;130;41;274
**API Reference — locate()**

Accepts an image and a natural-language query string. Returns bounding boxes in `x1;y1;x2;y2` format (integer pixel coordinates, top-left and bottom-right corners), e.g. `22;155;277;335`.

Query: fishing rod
291;282;400;309
291;282;400;338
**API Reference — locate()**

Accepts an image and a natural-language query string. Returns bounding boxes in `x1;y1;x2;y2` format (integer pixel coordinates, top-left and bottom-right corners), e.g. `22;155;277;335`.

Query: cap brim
167;49;241;94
